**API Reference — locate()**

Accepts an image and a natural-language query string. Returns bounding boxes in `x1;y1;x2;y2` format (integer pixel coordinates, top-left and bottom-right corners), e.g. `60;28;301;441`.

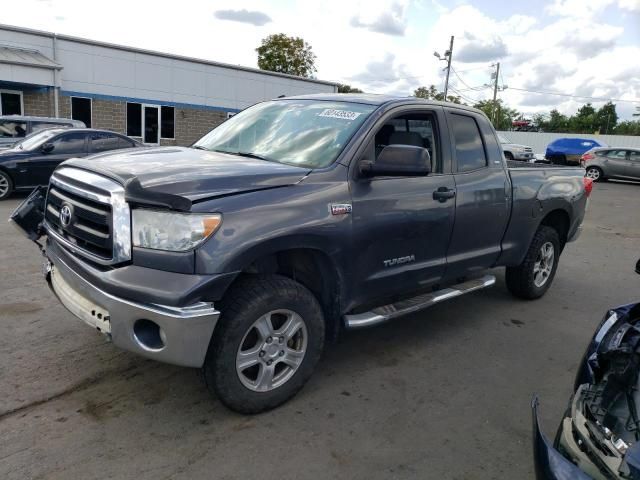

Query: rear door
443;109;510;280
603;149;629;178
89;132;136;154
627;150;640;180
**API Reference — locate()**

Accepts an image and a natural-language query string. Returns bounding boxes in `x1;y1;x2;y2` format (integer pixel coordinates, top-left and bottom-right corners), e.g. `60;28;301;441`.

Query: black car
0;128;140;200
533;258;640;479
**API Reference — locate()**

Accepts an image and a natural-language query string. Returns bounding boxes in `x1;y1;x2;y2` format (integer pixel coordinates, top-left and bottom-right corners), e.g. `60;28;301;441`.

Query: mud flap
9;186;47;243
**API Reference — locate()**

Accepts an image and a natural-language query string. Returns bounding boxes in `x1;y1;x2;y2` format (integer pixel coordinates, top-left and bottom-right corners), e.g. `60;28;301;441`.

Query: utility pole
491;62;500;125
443;36;454;100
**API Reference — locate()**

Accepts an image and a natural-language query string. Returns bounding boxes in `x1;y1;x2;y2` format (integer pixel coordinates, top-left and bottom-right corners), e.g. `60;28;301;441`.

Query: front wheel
506;226;560;299
203;275;325;414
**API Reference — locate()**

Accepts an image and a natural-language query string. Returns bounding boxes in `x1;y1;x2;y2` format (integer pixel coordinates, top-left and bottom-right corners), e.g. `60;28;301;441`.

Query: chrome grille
44;167;131;265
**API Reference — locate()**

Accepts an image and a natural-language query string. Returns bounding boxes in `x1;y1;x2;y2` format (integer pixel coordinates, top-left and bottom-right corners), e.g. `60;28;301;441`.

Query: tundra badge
383;255;416;268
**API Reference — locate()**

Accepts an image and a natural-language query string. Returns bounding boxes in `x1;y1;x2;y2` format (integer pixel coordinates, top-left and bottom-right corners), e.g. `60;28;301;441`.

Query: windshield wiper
211;149;273;162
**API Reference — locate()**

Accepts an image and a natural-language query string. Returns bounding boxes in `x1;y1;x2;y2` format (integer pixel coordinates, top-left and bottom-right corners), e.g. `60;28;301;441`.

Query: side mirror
360;145;431;177
41;143;54;154
636;258;640;275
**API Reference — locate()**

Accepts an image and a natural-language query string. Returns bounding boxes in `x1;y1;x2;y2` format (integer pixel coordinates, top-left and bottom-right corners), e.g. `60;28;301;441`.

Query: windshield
497;134;510;144
193;100;376;168
14;129;61;151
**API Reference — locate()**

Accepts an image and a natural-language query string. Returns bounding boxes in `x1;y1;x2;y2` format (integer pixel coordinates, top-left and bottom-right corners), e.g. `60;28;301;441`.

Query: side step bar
344;275;496;329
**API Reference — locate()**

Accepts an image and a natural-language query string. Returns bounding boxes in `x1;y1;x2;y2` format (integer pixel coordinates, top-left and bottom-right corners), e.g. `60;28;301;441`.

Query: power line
508;87;640;104
448;86;483;104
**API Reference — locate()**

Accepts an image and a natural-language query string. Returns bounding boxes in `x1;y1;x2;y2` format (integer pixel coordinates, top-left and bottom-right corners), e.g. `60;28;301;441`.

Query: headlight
132;209;222;251
513;146;525;152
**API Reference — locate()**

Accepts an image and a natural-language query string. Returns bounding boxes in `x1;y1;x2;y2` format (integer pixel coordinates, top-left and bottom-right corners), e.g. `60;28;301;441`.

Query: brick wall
23;89;55;117
174;107;226;146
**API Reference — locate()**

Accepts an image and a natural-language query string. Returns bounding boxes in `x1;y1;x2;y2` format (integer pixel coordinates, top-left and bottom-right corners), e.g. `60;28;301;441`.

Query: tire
0;170;13;200
504;151;514;160
585;166;605;182
203;274;325;414
506;226;561;300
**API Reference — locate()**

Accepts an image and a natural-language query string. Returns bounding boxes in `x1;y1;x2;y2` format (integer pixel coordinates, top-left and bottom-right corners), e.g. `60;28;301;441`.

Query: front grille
44;167;131;265
45;185;113;259
524;147;533;152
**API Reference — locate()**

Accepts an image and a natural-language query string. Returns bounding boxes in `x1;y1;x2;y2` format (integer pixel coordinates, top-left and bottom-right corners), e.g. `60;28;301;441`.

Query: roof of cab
280;93;485;115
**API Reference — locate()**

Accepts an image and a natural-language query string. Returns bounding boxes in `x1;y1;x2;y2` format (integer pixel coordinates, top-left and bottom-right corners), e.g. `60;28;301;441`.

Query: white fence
496;131;640;155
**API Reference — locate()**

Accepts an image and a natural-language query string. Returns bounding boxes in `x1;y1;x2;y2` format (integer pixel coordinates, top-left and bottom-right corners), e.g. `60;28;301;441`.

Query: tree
413;85;463;104
542;109;569;132
594;102;618;134
256;34;316;78
337;83;363;93
568;103;596;133
472;99;519;130
615;120;640;135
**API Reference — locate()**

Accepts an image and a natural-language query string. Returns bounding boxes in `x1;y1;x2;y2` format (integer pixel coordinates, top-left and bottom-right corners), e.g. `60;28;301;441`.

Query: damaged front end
9;186;47;243
534;301;640;479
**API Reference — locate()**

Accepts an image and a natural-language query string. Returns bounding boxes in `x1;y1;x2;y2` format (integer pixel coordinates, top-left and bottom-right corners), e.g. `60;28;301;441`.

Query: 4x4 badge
331;203;352;215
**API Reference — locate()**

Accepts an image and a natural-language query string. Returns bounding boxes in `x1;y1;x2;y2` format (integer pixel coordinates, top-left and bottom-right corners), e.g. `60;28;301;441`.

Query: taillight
583;177;593;197
582;153;594;161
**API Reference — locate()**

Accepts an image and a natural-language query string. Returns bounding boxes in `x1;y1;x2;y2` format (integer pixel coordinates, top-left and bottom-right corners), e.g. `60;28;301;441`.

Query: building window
161;106;175;139
71;97;92;128
126;102;142;137
0;89;23;115
127;102;175;142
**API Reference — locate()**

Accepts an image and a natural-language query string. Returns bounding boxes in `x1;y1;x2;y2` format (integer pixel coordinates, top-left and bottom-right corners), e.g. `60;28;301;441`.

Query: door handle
433;187;456;202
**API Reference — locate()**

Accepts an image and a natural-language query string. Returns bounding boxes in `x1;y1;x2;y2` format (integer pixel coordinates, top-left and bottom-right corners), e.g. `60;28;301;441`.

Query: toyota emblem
59;204;73;227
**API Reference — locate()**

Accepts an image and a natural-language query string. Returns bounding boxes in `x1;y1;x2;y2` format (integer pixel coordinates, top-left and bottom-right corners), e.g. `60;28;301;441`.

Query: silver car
0;115;85;149
497;134;535;161
582;147;640;182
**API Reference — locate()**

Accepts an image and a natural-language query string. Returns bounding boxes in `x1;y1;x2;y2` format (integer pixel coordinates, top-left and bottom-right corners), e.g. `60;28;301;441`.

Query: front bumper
513;151;534;160
46;247;220;368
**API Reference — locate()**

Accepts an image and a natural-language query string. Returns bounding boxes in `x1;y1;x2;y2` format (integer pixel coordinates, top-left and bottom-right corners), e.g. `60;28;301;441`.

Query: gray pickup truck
11;94;591;413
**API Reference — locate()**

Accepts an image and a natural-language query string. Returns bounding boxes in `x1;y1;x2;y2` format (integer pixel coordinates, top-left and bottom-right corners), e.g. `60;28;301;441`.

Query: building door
143;105;160;145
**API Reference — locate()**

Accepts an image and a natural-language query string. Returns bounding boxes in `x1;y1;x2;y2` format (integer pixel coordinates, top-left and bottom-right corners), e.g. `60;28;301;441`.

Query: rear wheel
585;166;605;182
203;274;325;414
506;226;560;299
0;171;13;200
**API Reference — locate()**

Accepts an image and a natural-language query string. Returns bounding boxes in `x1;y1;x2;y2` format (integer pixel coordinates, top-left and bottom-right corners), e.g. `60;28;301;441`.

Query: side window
90;133;124;153
630;151;640;162
606;150;626;159
373;112;438;172
117;136;136;149
0;120;27;138
450;114;487;173
50;132;87;155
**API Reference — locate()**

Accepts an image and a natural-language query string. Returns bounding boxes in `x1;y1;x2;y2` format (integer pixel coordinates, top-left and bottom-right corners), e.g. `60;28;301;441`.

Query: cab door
442;109;510;280
348;107;456;308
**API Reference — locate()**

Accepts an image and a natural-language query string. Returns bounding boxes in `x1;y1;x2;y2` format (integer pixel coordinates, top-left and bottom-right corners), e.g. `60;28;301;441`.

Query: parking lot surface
1;181;639;480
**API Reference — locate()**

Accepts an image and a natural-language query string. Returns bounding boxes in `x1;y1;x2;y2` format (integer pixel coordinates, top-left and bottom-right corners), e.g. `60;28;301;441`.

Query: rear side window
630;151;640;162
450;114;487;172
605;150;626;159
50;132;87;155
91;133;135;152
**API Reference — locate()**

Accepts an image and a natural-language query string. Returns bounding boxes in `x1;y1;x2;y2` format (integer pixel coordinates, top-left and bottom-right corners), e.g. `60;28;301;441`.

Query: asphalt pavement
1;180;639;479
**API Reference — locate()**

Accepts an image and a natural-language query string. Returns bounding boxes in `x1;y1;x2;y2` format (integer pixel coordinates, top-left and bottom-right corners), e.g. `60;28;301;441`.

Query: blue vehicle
545;137;607;166
533;258;640;479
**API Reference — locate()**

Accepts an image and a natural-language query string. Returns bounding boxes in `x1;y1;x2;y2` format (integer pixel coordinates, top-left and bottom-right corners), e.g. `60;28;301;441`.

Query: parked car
582;147;640;182
498;133;535;161
533;258;640;480
0;128;140;200
0;115;85;149
545;137;607;165
11;94;591;413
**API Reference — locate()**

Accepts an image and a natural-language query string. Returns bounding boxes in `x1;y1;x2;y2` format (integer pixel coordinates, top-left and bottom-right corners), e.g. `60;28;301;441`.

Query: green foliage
536;102;622;134
256;34;316;78
614;120;640;135
472;99;519;130
337;84;364;93
413;85;463;104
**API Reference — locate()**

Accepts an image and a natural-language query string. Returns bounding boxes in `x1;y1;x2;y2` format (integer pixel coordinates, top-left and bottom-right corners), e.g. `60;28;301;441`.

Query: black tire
506;226;561;300
203;274;325;414
585;166;605;182
504;151;514;160
0;170;13;200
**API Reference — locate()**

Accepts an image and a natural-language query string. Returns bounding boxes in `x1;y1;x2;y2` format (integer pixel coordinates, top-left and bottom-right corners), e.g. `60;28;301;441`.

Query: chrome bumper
47;253;220;368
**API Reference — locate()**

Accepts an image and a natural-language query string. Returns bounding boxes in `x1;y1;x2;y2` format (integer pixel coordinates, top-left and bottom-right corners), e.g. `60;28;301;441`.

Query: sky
5;0;640;119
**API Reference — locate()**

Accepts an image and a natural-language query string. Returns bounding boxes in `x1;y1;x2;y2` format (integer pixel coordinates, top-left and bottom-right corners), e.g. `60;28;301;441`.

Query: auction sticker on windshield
318;109;362;121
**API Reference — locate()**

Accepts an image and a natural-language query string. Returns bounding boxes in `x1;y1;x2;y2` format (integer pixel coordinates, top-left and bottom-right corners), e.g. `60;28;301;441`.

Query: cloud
523;63;577;90
213;9;272;26
455;33;507;63
618;0;640;11
350;2;407;36
349;52;414;93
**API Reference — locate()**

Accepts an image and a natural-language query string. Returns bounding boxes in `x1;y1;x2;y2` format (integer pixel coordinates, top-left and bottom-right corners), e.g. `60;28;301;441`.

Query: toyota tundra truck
10;94;591;413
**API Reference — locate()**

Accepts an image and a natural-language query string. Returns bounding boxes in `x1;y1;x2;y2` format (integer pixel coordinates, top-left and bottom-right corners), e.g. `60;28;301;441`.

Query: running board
344;275;496;329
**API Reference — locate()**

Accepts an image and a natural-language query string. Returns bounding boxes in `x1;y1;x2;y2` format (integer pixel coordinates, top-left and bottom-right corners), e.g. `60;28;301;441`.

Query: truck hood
62;146;311;208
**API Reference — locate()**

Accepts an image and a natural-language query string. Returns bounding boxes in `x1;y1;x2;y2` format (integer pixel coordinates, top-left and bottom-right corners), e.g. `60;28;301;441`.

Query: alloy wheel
0;174;9;198
533;242;555;288
585;168;601;181
236;309;307;392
